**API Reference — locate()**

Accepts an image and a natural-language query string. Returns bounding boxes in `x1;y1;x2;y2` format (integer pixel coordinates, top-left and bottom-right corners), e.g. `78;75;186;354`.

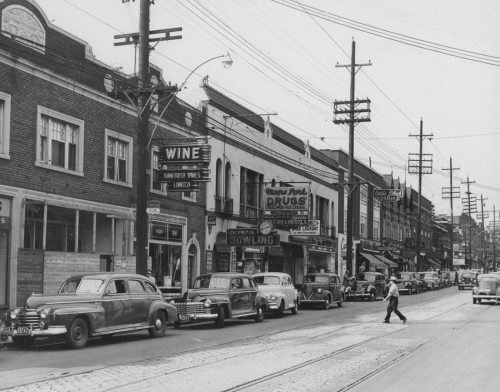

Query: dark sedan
395;272;420;294
1;272;177;349
172;273;268;329
299;273;344;309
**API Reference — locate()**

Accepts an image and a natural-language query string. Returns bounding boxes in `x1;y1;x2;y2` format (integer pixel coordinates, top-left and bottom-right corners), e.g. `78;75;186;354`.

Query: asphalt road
1;285;495;391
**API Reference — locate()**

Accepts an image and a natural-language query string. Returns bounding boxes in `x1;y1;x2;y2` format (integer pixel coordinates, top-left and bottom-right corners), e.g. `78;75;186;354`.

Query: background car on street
1;272;177;349
458;270;478;290
300;273;343;309
172;273;268;329
415;273;429;292
253;272;299;317
472;274;500;304
348;272;385;301
395;272;420;294
419;271;440;291
440;272;451;288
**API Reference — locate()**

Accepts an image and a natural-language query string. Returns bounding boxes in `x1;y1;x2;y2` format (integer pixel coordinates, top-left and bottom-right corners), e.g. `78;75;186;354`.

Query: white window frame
373;220;380;240
150;147;168;195
360;185;368;205
103;129;133;187
35;106;84;176
181;164;197;202
0;91;11;160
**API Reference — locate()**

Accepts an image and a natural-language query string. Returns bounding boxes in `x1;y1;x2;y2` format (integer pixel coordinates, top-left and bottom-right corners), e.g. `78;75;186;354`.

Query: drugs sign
373;189;403;202
264;186;309;212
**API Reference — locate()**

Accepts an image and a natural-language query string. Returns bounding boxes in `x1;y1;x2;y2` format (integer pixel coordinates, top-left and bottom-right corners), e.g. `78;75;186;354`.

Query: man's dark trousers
385;297;405;322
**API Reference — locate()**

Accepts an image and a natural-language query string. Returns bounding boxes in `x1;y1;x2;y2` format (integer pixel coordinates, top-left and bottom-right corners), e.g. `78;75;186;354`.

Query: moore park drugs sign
264;186;310;212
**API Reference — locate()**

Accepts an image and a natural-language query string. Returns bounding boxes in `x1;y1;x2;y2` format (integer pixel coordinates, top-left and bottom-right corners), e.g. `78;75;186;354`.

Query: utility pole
442;157;459;271
333;40;372;274
461;176;476;268
408;120;433;272
115;0;182;276
493;206;497;271
479;194;488;271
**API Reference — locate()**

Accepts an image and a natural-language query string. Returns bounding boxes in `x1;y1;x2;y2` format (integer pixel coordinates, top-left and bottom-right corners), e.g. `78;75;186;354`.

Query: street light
147;52;233;149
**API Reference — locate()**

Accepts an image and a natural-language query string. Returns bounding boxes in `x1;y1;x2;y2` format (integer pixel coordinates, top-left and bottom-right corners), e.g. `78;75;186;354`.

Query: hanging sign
159;144;211;165
267;216;309;229
227;228;280;247
264;186;309;212
290;220;320;235
167;181;201;192
158;168;210;183
374;189;403;202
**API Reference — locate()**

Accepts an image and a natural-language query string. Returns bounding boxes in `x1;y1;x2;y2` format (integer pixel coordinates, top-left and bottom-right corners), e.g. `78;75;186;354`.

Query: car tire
66;317;89;349
274;301;284;318
148;311;167;338
12;336;34;349
369;291;376;301
338;295;344;307
473;298;477;304
215;307;225;328
255;305;265;323
291;299;298;315
323;297;330;310
408;287;412;295
174;321;181;329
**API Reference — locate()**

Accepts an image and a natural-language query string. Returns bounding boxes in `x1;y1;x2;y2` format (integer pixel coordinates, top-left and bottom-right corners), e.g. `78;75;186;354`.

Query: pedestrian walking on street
383;276;407;324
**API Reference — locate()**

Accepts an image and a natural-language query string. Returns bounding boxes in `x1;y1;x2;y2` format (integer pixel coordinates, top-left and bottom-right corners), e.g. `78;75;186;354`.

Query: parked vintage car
472;274;500;303
300;273;343;309
395;272;420;294
415;273;429;292
1;272;177;349
419;271;440;291
253;272;299;317
458;270;478;290
348;272;386;301
440;272;451;288
172;273;268;329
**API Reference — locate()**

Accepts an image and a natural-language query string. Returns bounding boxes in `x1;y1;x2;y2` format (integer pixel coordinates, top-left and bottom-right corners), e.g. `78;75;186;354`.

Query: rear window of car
480;277;498;282
193;276;230;289
144;281;158;294
304;276;329;283
59;279;80;293
254;276;280;285
128;280;146;293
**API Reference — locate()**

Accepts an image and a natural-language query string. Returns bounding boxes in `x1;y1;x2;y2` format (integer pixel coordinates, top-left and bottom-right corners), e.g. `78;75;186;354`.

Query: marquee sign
159;144;211;165
374;189;403;202
227;228;280;247
290;220;320;236
264;186;309;212
158;168;210;182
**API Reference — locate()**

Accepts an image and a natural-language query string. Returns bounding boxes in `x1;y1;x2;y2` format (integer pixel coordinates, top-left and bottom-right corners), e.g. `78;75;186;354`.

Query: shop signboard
377;241;399;252
159;144;211;165
438;236;450;244
167;181;201;192
0;198;11;229
405;237;426;249
218;253;230;272
264;186;309;212
158;168;210;183
290;219;320;236
207;216;216;226
373;189;403;202
206;250;213;272
266;216;309;229
426;250;444;259
227;228;280;247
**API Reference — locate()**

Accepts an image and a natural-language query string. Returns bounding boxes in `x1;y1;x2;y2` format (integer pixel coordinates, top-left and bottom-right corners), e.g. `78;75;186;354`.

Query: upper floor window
216;159;223;197
35;107;84;176
360;185;368;205
373;220;380;240
360;215;367;237
104;129;133;187
152;150;167;193
0;91;11;159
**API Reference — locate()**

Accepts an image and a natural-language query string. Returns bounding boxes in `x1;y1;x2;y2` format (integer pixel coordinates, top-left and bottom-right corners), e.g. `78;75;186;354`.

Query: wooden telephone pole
461;176;476;269
442;157;459;270
333;40;372;274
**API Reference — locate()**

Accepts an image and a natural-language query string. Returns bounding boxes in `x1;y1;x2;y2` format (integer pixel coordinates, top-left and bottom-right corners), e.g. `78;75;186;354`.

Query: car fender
255;293;269;311
51;303;105;334
148;301;177;325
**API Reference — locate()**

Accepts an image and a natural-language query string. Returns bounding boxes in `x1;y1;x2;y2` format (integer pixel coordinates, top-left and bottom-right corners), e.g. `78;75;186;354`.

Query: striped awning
374;254;398;268
360;252;387;268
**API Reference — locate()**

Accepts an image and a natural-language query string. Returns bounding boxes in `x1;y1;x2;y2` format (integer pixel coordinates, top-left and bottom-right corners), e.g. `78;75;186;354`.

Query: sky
36;0;500;229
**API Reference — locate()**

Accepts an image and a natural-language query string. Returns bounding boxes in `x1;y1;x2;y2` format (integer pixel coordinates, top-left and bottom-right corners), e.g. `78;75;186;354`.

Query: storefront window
150;222;182;242
46;206;76;252
149;243;181;287
78;211;94;253
24;203;44;249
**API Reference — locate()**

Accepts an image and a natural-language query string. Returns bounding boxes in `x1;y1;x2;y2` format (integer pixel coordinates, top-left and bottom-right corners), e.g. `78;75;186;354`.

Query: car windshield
254;276;280;285
59;279;81;293
396;273;411;280
357;273;376;282
76;279;105;293
304;275;329;284
193;276;230;289
480;277;498;282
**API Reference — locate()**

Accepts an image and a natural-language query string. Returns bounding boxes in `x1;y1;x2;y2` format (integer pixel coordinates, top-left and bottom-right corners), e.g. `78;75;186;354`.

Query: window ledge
35;161;84;177
0;153;11;160
103;178;132;188
150;188;168;196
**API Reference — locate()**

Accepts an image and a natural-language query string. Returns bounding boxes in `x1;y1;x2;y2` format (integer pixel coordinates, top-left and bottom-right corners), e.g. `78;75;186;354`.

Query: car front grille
175;303;209;316
18;310;40;330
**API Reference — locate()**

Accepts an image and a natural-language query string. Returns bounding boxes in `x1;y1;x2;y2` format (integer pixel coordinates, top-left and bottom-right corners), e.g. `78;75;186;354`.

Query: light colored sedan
253;272;299;318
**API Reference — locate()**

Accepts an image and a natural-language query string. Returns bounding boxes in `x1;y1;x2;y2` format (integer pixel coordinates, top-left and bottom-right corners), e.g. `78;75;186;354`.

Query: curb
0;337;14;349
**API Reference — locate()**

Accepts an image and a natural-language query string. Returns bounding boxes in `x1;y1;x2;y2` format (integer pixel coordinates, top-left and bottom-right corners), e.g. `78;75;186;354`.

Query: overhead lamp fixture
222;52;233;69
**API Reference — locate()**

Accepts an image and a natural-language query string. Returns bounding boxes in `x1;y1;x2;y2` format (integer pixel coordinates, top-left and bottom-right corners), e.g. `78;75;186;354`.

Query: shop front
268;241;304;284
307;236;336;275
0;196;12;311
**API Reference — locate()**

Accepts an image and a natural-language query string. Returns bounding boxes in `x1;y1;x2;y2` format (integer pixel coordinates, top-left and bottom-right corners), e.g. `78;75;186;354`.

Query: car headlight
203;299;211;308
169;300;175;305
40;309;49;319
10;309;19;319
270;294;276;301
317;288;323;294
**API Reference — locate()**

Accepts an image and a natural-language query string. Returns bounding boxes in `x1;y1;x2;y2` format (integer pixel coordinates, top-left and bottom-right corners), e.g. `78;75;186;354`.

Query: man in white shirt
146;270;155;283
383;275;407;324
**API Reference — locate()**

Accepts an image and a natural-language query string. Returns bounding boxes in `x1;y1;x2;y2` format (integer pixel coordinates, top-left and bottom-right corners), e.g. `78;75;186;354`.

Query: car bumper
267;302;280;310
459;284;475;288
177;313;218;322
300;299;328;305
1;326;67;338
472;294;500;299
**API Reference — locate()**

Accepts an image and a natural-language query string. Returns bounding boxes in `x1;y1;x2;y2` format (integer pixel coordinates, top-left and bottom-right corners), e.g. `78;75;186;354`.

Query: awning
215;232;231;253
425;258;440;268
374;254;398;268
360;252;387;268
398;256;411;264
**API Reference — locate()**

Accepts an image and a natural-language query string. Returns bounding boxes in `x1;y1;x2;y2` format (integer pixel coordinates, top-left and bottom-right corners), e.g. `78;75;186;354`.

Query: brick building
0;0;206;311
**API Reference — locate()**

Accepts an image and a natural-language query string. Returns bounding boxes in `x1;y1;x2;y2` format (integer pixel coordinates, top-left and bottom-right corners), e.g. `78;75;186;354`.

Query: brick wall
17;249;44;306
114;256;136;274
43;252;100;294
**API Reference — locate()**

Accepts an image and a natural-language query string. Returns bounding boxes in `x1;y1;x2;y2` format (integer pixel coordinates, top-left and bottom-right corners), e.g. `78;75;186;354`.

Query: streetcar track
2;289;461;391
220;296;491;392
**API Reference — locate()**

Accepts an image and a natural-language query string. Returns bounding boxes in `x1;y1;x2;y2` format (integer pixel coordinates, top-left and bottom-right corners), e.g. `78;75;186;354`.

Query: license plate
178;314;190;322
16;326;31;335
